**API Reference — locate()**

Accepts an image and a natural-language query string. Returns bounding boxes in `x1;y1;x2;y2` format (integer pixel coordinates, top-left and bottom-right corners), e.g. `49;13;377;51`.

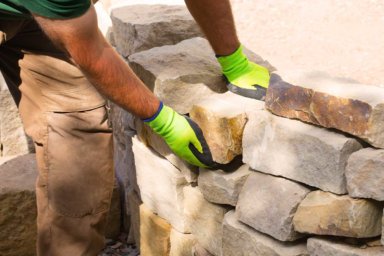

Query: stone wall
109;4;384;256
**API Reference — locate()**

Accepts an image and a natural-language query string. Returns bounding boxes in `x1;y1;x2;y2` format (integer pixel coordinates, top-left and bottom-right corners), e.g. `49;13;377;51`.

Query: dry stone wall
110;4;384;256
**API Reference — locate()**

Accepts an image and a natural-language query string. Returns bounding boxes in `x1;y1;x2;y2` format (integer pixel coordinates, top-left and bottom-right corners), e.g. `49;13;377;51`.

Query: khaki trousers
0;19;115;256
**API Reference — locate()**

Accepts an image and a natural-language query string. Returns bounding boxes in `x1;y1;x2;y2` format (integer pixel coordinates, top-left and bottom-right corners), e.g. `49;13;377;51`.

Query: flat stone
183;186;230;256
243;110;362;194
198;164;252;206
111;5;203;57
265;71;384;148
308;237;384;256
346;148;384;201
190;92;265;164
236;171;310;241
223;211;308;256
140;204;172;256
293;191;383;238
170;229;197;256
132;137;190;233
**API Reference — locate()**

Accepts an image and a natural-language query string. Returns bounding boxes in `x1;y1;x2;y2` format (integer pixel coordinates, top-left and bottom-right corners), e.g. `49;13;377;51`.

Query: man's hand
145;103;214;168
218;45;270;100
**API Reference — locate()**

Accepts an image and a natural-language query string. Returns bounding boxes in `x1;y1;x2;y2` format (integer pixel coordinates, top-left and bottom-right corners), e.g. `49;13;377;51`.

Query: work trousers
0;19;114;256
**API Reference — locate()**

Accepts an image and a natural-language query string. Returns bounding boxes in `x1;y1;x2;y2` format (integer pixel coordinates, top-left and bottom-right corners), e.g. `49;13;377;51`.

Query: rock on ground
170;229;197;256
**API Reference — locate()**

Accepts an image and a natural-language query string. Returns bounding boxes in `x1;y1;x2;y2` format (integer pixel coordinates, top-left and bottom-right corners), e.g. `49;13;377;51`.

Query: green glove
144;102;214;168
217;45;270;100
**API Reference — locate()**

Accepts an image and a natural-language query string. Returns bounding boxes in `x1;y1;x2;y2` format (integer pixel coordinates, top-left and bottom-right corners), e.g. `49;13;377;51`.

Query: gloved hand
144;102;215;168
217;45;270;100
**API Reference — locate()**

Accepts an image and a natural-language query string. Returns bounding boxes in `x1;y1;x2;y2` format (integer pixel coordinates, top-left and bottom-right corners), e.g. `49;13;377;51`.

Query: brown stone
265;71;384;148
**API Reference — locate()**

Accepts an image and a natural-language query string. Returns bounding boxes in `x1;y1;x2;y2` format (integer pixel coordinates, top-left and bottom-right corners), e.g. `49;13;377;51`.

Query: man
0;0;270;255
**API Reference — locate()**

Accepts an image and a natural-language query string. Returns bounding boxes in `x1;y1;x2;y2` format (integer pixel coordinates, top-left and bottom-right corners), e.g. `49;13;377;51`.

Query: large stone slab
184;186;230;256
223;211;308;256
111;5;203;57
308;237;384;256
236;171;310;241
170;229;197;256
198;164;252;206
140;204;172;256
293;191;383;238
133;137;190;233
243;110;362;194
265;71;384;148
128;37;227;114
190;92;264;164
346;148;384;201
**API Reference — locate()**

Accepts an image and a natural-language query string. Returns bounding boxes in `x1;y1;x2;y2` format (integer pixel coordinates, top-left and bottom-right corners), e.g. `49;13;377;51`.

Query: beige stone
190;92;264;164
192;243;214;256
265;71;384;148
140;204;172;256
170;229;197;256
293;191;383;238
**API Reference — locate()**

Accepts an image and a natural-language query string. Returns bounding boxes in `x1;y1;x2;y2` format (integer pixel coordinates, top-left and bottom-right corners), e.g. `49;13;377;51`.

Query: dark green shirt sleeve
22;0;91;19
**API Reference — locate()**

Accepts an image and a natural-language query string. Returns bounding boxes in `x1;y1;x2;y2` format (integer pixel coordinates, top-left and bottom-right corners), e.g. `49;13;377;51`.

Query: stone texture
308;237;384;256
132;137;190;233
111;5;203;57
192;243;214;256
243;109;362;194
184;186;230;256
0;154;37;256
346;148;384;201
140;204;172;256
198;164;252;206
293;191;383;238
190;92;265;164
223;211;308;256
170;229;197;256
265;71;384;148
127;190;142;247
236;171;310;242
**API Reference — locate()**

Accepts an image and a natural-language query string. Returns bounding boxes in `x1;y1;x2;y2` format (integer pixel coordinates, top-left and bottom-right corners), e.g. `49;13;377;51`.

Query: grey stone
236;171;310;241
293;191;383;238
346;148;384;201
170;229;197;256
111;4;203;57
198;164;252;206
308;237;384;256
243;110;363;194
223;211;308;256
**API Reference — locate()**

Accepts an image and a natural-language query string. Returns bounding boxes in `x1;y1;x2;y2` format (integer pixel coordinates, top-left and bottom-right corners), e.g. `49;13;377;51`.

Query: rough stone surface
111;5;203;57
243;110;362;194
223;211;308;256
236;171;310;242
293;191;383;238
184;186;230;256
140;204;172;256
265;71;384;148
170;229;197;256
133;137;190;233
308;237;384;256
0;154;37;256
190;92;265;164
192;243;214;256
198;164;252;206
346;148;384;201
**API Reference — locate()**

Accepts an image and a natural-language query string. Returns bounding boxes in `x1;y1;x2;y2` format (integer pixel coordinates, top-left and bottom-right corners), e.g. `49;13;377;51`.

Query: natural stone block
223;211;308;256
198;164;252;206
133;137;190;233
346;148;384;201
170;229;197;256
265;71;384;148
184;186;230;256
243;110;362;194
192;243;214;256
111;5;203;57
308;237;384;256
236;172;310;241
293;191;383;238
128;37;227;114
127;190;142;247
190;92;264;164
140;204;172;256
0;154;37;256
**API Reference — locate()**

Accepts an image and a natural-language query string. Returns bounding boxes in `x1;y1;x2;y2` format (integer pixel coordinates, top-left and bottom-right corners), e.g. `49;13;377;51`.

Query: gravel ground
99;233;140;256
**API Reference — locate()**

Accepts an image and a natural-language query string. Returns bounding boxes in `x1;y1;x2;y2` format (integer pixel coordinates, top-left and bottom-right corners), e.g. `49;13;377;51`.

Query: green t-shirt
0;0;91;19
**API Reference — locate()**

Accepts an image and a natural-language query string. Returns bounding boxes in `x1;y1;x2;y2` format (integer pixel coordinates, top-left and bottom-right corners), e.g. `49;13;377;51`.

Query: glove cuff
143;102;164;122
217;45;249;81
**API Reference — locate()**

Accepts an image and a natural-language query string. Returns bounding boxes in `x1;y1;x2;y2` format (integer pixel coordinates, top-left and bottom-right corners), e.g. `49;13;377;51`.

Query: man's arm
33;5;160;119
